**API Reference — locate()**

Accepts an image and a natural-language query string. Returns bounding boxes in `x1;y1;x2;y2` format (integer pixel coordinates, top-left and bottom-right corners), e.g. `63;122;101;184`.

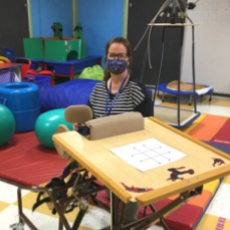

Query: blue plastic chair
3;47;15;63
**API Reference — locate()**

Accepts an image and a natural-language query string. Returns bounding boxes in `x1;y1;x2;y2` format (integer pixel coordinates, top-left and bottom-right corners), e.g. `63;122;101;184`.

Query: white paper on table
206;183;230;220
110;138;187;172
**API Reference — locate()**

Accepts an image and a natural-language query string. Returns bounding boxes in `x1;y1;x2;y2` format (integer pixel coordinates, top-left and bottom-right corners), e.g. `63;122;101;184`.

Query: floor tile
79;206;110;229
196;105;230;117
0;182;29;204
13;190;94;223
0;200;10;212
0;204;96;230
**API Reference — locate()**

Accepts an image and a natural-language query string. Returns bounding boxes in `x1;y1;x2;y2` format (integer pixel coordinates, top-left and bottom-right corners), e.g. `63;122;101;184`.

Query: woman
74;37;153;222
75;36;153;126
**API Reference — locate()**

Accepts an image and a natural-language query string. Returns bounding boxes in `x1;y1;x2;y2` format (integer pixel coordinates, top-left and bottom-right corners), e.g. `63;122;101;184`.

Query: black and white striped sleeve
130;80;153;117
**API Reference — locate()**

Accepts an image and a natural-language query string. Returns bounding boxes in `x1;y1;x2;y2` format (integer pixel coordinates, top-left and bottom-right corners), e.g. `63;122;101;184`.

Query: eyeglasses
107;53;128;60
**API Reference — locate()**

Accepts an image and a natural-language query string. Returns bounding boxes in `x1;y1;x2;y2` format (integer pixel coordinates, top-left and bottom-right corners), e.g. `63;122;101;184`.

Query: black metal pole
153;12;170;116
111;192;120;228
177;25;184;127
187;16;197;113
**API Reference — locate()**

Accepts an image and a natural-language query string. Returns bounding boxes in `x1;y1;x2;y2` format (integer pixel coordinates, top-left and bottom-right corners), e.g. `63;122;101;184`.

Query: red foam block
92;191;202;230
138;200;203;230
210;118;230;146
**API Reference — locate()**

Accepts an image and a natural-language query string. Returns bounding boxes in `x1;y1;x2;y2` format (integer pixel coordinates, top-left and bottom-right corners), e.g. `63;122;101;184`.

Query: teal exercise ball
35;109;73;149
0;104;15;146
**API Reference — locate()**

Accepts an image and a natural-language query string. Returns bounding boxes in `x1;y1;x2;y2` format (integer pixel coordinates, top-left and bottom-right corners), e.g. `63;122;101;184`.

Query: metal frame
134;0;200;127
152;21;197;127
109;186;203;230
1;166;203;230
159;91;213;105
1;168;106;230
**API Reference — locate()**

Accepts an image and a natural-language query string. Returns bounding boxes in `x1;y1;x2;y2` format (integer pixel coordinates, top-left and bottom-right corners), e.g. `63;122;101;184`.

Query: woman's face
107;43;129;65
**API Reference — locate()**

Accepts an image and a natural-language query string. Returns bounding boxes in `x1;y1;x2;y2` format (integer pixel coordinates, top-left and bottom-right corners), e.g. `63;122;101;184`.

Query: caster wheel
10;223;24;230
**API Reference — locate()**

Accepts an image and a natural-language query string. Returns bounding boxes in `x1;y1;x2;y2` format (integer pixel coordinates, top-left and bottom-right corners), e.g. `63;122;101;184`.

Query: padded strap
86;112;144;140
32;197;52;212
32;178;66;213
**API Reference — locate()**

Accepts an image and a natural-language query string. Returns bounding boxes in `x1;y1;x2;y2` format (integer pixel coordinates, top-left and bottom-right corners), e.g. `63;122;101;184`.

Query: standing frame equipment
135;0;200;128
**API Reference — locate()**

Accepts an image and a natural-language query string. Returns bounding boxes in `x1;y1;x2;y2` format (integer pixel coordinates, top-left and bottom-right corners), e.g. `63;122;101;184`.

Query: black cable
139;12;166;82
152;10;170;116
140;47;148;82
186;16;197;113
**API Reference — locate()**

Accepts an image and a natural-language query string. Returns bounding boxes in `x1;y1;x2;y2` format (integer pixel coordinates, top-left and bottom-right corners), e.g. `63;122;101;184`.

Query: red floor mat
0;132;68;186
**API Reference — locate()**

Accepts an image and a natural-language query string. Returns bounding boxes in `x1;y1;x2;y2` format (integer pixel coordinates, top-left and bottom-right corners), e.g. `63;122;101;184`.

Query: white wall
181;0;230;94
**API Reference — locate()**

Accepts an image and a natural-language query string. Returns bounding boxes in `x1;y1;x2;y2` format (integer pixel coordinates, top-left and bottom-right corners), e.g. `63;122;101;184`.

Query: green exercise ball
35;108;73;149
0;104;15;146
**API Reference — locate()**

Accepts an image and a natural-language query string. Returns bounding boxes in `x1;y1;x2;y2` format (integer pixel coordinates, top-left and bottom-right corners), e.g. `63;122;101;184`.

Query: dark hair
104;37;132;80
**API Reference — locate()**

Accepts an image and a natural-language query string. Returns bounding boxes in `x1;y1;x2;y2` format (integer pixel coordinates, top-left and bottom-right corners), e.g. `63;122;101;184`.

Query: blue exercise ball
35;108;73;149
0;104;15;146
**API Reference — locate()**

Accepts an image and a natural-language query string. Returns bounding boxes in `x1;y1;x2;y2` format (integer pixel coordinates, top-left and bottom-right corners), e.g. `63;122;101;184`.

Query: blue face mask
107;59;128;75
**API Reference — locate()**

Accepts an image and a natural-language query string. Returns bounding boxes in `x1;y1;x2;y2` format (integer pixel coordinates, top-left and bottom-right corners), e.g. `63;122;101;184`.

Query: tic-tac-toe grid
110;138;187;172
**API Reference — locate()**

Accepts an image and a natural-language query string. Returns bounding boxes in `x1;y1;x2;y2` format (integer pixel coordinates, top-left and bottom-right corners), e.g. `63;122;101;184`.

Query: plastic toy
23;38;44;59
0;82;40;133
51;22;63;39
3;47;15;62
35;108;73;148
22;74;36;82
0;56;11;63
74;23;83;39
15;58;32;78
44;38;86;61
26;69;55;86
23;22;86;62
0;104;15;146
0;68;15;84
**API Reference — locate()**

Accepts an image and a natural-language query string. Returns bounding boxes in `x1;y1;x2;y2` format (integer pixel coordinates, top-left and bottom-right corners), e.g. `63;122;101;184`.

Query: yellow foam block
203;179;220;196
188;190;212;211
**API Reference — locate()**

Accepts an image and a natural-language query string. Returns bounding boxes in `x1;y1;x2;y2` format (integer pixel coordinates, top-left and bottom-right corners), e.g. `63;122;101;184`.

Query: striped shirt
87;77;153;118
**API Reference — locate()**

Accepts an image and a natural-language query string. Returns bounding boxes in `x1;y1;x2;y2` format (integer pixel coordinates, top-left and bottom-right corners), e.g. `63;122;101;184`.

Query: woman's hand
73;123;85;131
73;123;79;131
